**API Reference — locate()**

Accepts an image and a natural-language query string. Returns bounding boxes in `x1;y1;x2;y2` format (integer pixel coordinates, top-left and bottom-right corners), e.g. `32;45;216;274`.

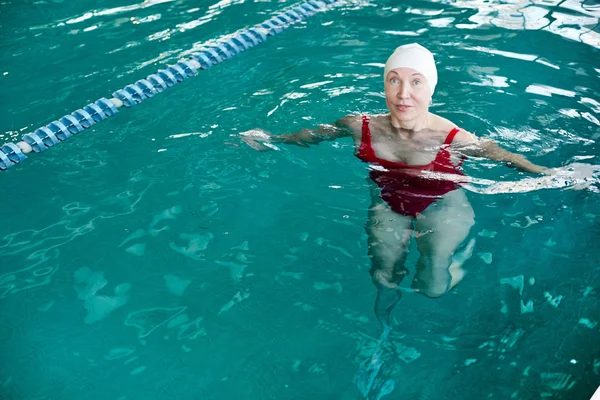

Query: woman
242;43;550;330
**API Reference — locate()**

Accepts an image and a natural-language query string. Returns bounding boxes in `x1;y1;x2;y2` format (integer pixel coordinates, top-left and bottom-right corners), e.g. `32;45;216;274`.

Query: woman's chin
391;111;416;121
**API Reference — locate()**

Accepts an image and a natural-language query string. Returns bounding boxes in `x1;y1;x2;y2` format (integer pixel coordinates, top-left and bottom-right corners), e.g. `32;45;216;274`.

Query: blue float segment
216;43;235;59
277;13;294;24
122;85;146;107
211;45;228;61
177;60;198;77
246;30;264;45
167;64;187;82
134;80;155;97
230;37;249;52
285;10;303;21
301;3;318;13
224;39;242;54
146;74;168;92
60;114;84;134
72;109;95;128
233;34;252;50
124;84;146;104
308;0;325;9
294;6;311;17
34;127;60;147
249;28;268;41
204;48;223;64
48;120;72;140
1;143;26;163
113;89;136;107
23;132;46;153
0;148;12;170
191;52;213;69
262;20;282;34
135;79;156;98
241;31;259;46
96;98;118;116
157;69;178;87
84;103;107;122
112;85;145;107
234;33;252;48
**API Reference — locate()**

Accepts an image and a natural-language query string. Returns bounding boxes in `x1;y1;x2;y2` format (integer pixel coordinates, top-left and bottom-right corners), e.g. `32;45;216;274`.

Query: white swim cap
383;43;438;96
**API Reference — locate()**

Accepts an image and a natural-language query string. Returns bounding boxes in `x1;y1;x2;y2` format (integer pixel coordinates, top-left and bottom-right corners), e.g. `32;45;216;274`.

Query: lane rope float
0;0;340;171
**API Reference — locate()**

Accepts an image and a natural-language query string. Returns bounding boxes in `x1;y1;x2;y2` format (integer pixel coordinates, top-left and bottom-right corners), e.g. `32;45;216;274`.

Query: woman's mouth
396;105;412;112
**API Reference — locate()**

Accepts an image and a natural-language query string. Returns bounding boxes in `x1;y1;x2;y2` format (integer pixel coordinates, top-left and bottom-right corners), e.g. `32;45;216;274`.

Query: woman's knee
412;256;452;297
370;264;408;289
419;254;452;271
412;281;450;298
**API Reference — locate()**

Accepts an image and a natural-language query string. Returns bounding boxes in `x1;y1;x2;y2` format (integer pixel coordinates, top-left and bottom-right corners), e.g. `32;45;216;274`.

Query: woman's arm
453;130;549;174
241;116;356;150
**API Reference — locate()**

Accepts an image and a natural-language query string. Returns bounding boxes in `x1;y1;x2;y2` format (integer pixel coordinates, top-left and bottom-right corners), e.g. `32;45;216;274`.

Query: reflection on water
431;0;600;48
29;0;175;30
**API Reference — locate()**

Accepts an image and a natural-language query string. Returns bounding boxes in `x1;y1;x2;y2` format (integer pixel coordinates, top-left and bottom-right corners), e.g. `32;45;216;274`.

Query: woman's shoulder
337;112;384;121
335;113;386;133
428;113;478;144
335;114;361;126
428;113;457;131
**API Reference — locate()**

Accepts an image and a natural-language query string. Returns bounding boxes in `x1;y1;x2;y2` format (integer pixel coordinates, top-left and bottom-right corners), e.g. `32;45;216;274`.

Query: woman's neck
389;112;430;132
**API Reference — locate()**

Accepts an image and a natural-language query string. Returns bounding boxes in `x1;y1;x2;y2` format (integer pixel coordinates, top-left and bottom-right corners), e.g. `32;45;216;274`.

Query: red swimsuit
356;116;465;217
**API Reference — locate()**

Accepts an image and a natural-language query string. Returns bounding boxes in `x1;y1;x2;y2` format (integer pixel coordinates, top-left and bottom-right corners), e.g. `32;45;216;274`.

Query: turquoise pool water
1;0;599;399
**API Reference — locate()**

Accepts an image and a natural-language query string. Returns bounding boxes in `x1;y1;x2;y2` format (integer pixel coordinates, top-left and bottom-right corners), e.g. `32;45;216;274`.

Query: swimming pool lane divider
0;0;340;171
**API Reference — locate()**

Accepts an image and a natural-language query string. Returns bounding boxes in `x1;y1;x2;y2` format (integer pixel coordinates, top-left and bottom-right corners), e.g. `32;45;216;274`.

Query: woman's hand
461;162;599;194
240;129;279;151
546;163;600;190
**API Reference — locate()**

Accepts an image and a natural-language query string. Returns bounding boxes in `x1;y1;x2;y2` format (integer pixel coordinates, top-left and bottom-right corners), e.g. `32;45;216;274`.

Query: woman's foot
374;287;402;332
448;238;476;289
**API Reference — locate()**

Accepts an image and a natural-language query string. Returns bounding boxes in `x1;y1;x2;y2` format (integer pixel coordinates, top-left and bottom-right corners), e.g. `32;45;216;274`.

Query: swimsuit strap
358;116;376;160
443;127;461;145
437;127;465;167
361;116;371;145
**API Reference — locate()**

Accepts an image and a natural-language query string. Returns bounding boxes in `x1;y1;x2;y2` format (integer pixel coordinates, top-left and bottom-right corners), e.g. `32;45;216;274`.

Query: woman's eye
390;78;399;84
413;79;421;85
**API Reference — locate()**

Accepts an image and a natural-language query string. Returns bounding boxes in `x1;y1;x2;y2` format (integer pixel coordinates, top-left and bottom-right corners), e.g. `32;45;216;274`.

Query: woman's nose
397;84;410;99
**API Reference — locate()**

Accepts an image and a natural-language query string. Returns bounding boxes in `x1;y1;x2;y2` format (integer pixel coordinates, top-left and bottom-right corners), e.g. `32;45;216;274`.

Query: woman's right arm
452;130;550;174
241;116;357;150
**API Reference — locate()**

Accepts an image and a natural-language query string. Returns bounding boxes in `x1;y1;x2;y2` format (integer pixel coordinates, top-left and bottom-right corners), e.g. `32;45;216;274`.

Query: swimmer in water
241;43;557;331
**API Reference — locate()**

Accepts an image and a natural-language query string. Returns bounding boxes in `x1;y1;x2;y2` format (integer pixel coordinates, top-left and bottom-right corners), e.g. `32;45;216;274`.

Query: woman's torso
349;113;466;216
349;113;464;168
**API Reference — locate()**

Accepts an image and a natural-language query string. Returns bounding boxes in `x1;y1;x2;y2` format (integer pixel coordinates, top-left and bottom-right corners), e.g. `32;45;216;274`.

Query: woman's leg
366;197;414;330
412;189;476;298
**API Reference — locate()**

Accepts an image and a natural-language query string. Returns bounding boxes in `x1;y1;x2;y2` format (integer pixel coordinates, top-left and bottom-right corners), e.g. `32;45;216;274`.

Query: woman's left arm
452;129;550;175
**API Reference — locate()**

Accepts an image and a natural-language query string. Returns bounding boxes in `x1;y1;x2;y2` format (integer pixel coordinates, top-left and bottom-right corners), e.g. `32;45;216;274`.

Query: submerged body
241;43;550;330
351;114;477;330
339;112;479;323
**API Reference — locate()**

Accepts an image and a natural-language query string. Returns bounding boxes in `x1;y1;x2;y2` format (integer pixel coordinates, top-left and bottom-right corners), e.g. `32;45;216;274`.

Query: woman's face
384;67;432;125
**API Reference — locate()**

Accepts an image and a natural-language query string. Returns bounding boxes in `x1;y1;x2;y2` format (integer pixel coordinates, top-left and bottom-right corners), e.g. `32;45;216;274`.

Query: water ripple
432;0;600;48
55;0;174;28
